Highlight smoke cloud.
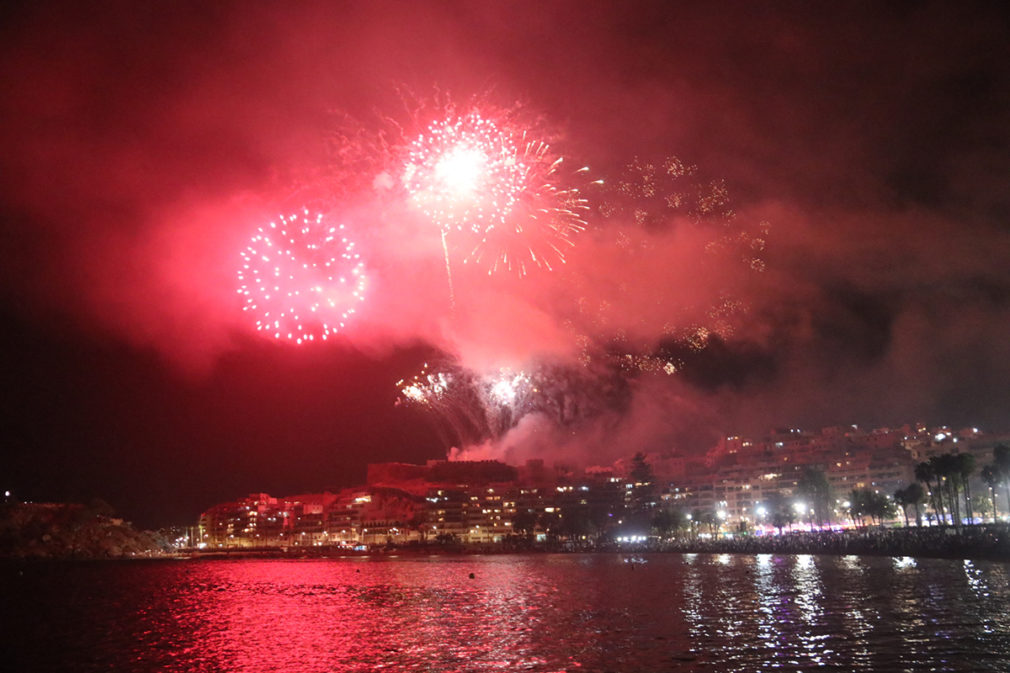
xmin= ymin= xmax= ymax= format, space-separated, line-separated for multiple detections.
xmin=3 ymin=0 xmax=1010 ymax=495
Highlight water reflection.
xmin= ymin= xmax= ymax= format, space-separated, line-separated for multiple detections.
xmin=6 ymin=554 xmax=1010 ymax=672
xmin=752 ymin=553 xmax=784 ymax=669
xmin=791 ymin=555 xmax=833 ymax=667
xmin=192 ymin=559 xmax=573 ymax=671
xmin=894 ymin=556 xmax=917 ymax=570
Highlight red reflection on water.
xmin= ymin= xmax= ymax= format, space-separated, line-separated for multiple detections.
xmin=186 ymin=562 xmax=364 ymax=671
xmin=166 ymin=558 xmax=560 ymax=672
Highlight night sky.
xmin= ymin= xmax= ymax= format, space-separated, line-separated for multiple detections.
xmin=2 ymin=1 xmax=1009 ymax=527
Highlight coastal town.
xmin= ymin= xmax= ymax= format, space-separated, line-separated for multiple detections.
xmin=6 ymin=421 xmax=1009 ymax=560
xmin=195 ymin=423 xmax=1010 ymax=552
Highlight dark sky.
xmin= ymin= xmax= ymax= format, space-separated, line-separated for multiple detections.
xmin=2 ymin=1 xmax=1009 ymax=527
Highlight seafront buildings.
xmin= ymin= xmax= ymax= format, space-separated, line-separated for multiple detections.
xmin=197 ymin=423 xmax=1010 ymax=549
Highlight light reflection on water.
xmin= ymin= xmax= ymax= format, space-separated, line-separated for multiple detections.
xmin=4 ymin=554 xmax=1010 ymax=672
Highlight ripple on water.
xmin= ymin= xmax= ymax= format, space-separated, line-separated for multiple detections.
xmin=3 ymin=554 xmax=1010 ymax=672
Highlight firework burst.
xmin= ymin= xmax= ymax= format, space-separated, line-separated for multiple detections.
xmin=467 ymin=136 xmax=601 ymax=277
xmin=485 ymin=368 xmax=532 ymax=406
xmin=323 ymin=95 xmax=597 ymax=288
xmin=478 ymin=368 xmax=537 ymax=435
xmin=396 ymin=357 xmax=632 ymax=453
xmin=396 ymin=362 xmax=454 ymax=405
xmin=402 ymin=112 xmax=524 ymax=235
xmin=396 ymin=363 xmax=536 ymax=442
xmin=396 ymin=362 xmax=487 ymax=447
xmin=562 ymin=155 xmax=771 ymax=366
xmin=602 ymin=155 xmax=769 ymax=274
xmin=237 ymin=209 xmax=366 ymax=344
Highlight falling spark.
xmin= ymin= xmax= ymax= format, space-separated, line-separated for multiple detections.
xmin=484 ymin=368 xmax=532 ymax=407
xmin=397 ymin=362 xmax=453 ymax=405
xmin=468 ymin=136 xmax=601 ymax=277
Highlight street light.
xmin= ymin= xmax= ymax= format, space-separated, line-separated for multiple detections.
xmin=793 ymin=501 xmax=809 ymax=531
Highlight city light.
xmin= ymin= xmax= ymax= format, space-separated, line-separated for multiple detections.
xmin=176 ymin=423 xmax=1010 ymax=558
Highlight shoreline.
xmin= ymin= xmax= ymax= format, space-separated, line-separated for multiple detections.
xmin=186 ymin=523 xmax=1010 ymax=563
xmin=6 ymin=525 xmax=1009 ymax=563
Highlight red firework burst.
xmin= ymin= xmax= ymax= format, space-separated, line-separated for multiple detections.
xmin=237 ymin=209 xmax=366 ymax=344
xmin=468 ymin=136 xmax=599 ymax=277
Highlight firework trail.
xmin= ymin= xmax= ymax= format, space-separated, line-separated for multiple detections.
xmin=403 ymin=112 xmax=525 ymax=302
xmin=485 ymin=368 xmax=532 ymax=406
xmin=396 ymin=362 xmax=487 ymax=448
xmin=397 ymin=361 xmax=453 ymax=405
xmin=440 ymin=229 xmax=455 ymax=308
xmin=237 ymin=209 xmax=366 ymax=344
xmin=397 ymin=359 xmax=632 ymax=452
xmin=396 ymin=363 xmax=534 ymax=445
xmin=478 ymin=368 xmax=536 ymax=436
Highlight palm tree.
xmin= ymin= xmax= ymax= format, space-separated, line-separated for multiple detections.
xmin=893 ymin=486 xmax=913 ymax=527
xmin=874 ymin=491 xmax=898 ymax=525
xmin=995 ymin=445 xmax=1010 ymax=516
xmin=848 ymin=488 xmax=877 ymax=527
xmin=956 ymin=453 xmax=976 ymax=525
xmin=630 ymin=452 xmax=655 ymax=484
xmin=931 ymin=454 xmax=961 ymax=526
xmin=982 ymin=464 xmax=1000 ymax=522
xmin=797 ymin=467 xmax=833 ymax=528
xmin=848 ymin=490 xmax=892 ymax=526
xmin=893 ymin=484 xmax=926 ymax=527
xmin=904 ymin=482 xmax=926 ymax=526
xmin=652 ymin=506 xmax=687 ymax=539
xmin=690 ymin=508 xmax=704 ymax=538
xmin=512 ymin=508 xmax=537 ymax=541
xmin=700 ymin=510 xmax=719 ymax=536
xmin=915 ymin=460 xmax=943 ymax=525
xmin=763 ymin=492 xmax=794 ymax=534
xmin=973 ymin=491 xmax=995 ymax=523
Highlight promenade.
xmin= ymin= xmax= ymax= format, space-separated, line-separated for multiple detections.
xmin=643 ymin=524 xmax=1010 ymax=561
xmin=170 ymin=524 xmax=1010 ymax=562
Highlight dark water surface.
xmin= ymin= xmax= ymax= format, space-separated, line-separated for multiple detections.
xmin=4 ymin=553 xmax=1010 ymax=672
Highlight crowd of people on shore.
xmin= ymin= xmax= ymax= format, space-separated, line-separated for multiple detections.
xmin=407 ymin=523 xmax=1010 ymax=561
xmin=643 ymin=524 xmax=1010 ymax=560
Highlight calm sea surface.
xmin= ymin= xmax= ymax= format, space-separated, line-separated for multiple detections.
xmin=3 ymin=553 xmax=1010 ymax=672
